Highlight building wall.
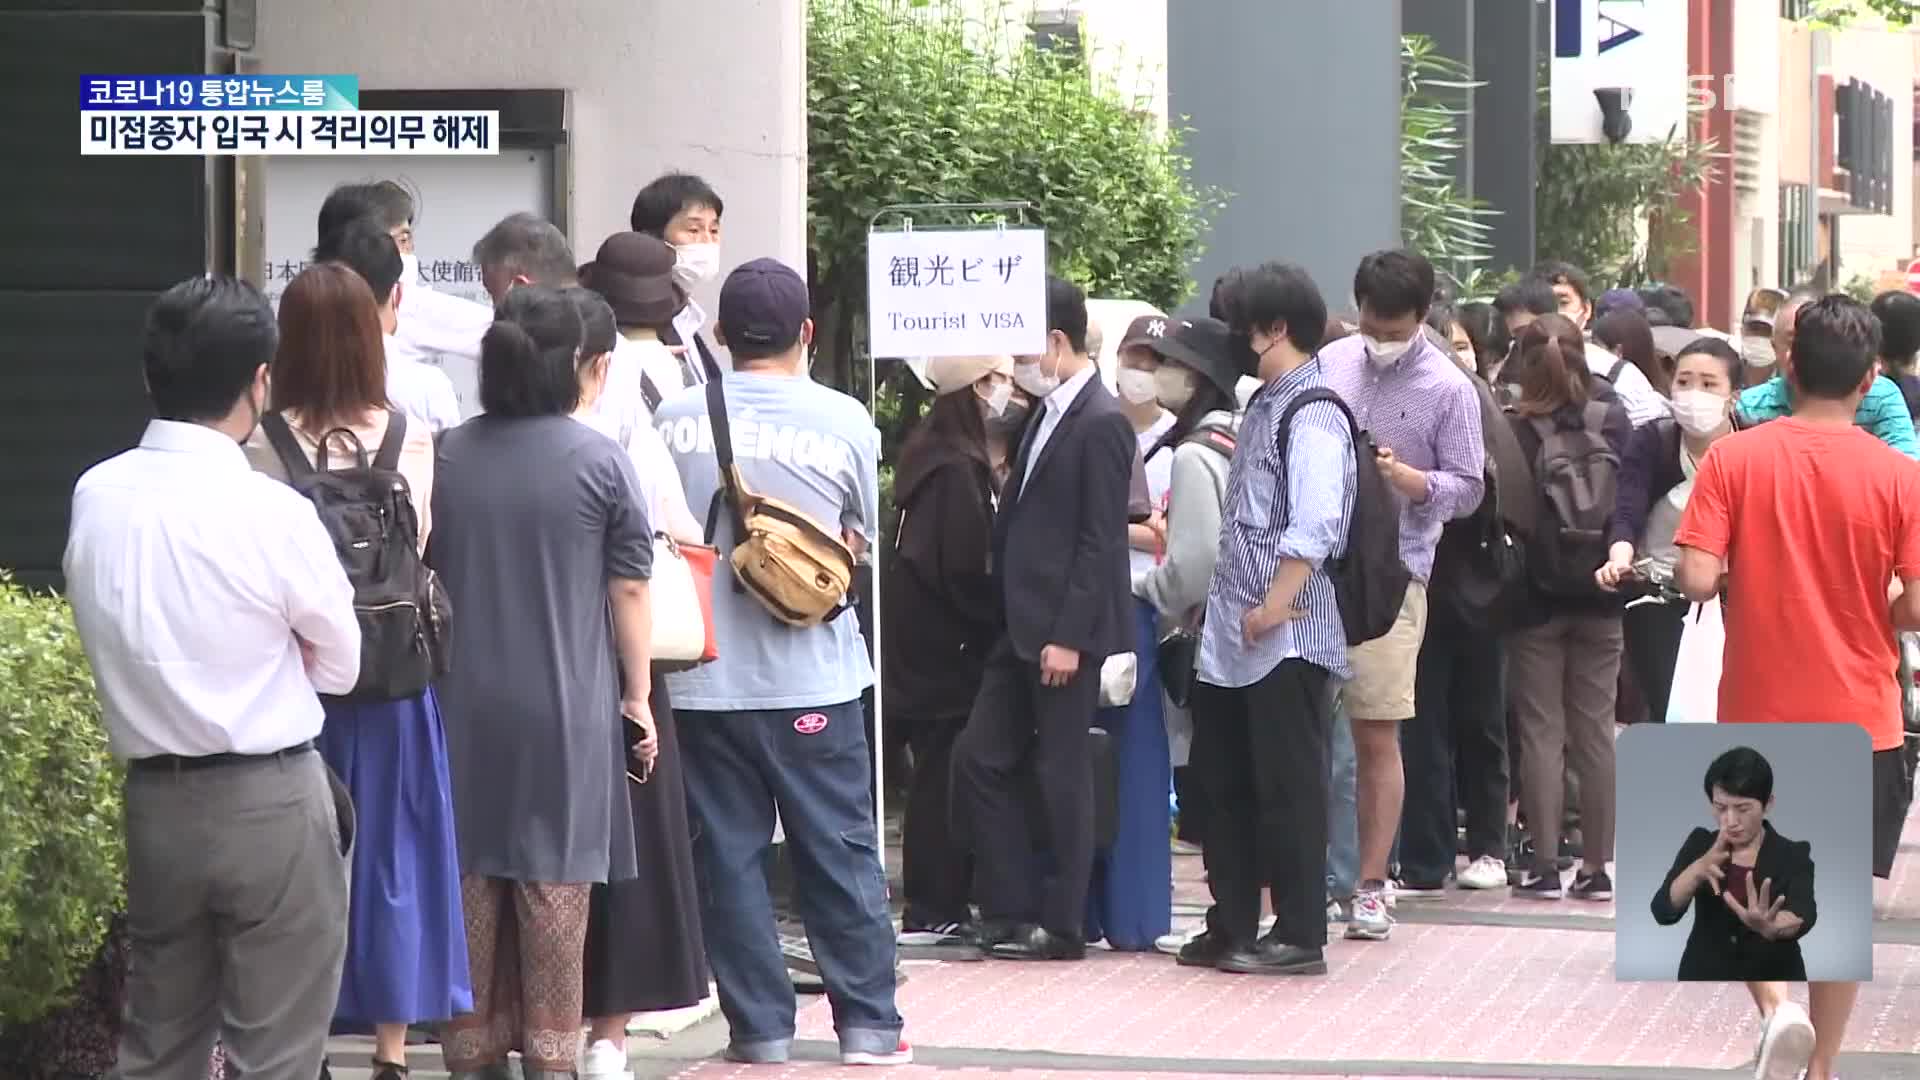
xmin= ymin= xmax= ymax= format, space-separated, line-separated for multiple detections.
xmin=1828 ymin=24 xmax=1916 ymax=281
xmin=258 ymin=0 xmax=807 ymax=308
xmin=954 ymin=0 xmax=1169 ymax=123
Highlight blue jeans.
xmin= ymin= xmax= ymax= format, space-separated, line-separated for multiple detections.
xmin=678 ymin=701 xmax=902 ymax=1058
xmin=1325 ymin=695 xmax=1399 ymax=899
xmin=1325 ymin=696 xmax=1358 ymax=899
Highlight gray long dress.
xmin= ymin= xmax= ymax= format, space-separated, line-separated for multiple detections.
xmin=428 ymin=414 xmax=651 ymax=884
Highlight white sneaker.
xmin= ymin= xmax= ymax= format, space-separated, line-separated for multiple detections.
xmin=1383 ymin=879 xmax=1399 ymax=910
xmin=580 ymin=1038 xmax=631 ymax=1080
xmin=1155 ymin=928 xmax=1199 ymax=955
xmin=1344 ymin=888 xmax=1393 ymax=941
xmin=1457 ymin=855 xmax=1508 ymax=890
xmin=1753 ymin=1001 xmax=1815 ymax=1080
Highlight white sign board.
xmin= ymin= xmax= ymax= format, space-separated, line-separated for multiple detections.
xmin=867 ymin=227 xmax=1048 ymax=358
xmin=262 ymin=150 xmax=556 ymax=416
xmin=1549 ymin=0 xmax=1689 ymax=145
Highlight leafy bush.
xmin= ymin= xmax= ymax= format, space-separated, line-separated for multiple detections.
xmin=0 ymin=572 xmax=123 ymax=1029
xmin=1401 ymin=34 xmax=1502 ymax=299
xmin=807 ymin=0 xmax=1222 ymax=399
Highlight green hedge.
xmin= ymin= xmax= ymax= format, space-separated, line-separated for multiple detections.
xmin=0 ymin=571 xmax=124 ymax=1029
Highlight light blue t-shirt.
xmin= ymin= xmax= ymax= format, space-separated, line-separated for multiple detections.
xmin=655 ymin=371 xmax=880 ymax=711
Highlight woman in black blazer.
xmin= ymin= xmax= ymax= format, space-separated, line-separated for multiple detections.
xmin=1650 ymin=747 xmax=1816 ymax=981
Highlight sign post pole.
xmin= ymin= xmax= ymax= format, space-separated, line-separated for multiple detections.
xmin=862 ymin=201 xmax=1041 ymax=849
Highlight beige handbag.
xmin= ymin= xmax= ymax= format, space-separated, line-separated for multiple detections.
xmin=649 ymin=533 xmax=710 ymax=672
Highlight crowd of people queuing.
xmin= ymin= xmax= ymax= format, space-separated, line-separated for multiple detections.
xmin=42 ymin=154 xmax=1920 ymax=1080
xmin=885 ymin=253 xmax=1919 ymax=1080
xmin=60 ymin=172 xmax=903 ymax=1080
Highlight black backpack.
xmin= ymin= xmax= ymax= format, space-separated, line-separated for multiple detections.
xmin=1523 ymin=400 xmax=1619 ymax=598
xmin=1276 ymin=388 xmax=1411 ymax=646
xmin=261 ymin=412 xmax=452 ymax=702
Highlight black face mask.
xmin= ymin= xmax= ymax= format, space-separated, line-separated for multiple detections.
xmin=1230 ymin=331 xmax=1261 ymax=378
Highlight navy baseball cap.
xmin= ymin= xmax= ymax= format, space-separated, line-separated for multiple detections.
xmin=718 ymin=257 xmax=809 ymax=351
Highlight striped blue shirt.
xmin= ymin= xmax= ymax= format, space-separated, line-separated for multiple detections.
xmin=1197 ymin=358 xmax=1357 ymax=688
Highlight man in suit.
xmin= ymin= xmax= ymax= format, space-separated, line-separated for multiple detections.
xmin=954 ymin=276 xmax=1136 ymax=961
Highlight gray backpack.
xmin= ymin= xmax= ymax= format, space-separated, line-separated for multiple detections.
xmin=1525 ymin=400 xmax=1618 ymax=599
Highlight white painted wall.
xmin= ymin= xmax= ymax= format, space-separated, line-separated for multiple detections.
xmin=257 ymin=0 xmax=807 ymax=315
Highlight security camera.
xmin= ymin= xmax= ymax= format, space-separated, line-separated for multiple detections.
xmin=1594 ymin=87 xmax=1633 ymax=144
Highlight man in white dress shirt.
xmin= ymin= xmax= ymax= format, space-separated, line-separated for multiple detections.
xmin=317 ymin=181 xmax=493 ymax=423
xmin=1536 ymin=259 xmax=1669 ymax=427
xmin=631 ymin=172 xmax=727 ymax=385
xmin=63 ymin=276 xmax=361 ymax=1080
xmin=319 ymin=215 xmax=462 ymax=431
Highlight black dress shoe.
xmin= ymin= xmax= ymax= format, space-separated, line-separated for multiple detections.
xmin=988 ymin=924 xmax=1086 ymax=960
xmin=974 ymin=917 xmax=1020 ymax=950
xmin=1216 ymin=939 xmax=1327 ymax=975
xmin=1175 ymin=931 xmax=1232 ymax=968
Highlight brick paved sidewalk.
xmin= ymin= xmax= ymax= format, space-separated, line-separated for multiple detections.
xmin=329 ymin=793 xmax=1920 ymax=1080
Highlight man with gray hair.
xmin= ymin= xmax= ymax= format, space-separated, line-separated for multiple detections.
xmin=472 ymin=212 xmax=651 ymax=456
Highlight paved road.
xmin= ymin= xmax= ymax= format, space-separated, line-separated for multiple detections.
xmin=326 ymin=796 xmax=1920 ymax=1079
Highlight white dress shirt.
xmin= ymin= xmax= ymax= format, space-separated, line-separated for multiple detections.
xmin=674 ymin=298 xmax=714 ymax=385
xmin=384 ymin=334 xmax=463 ymax=433
xmin=393 ymin=281 xmax=494 ymax=420
xmin=1021 ymin=361 xmax=1099 ymax=491
xmin=1585 ymin=340 xmax=1670 ymax=428
xmin=63 ymin=420 xmax=361 ymax=760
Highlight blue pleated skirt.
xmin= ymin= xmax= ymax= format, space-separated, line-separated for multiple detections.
xmin=318 ymin=687 xmax=473 ymax=1030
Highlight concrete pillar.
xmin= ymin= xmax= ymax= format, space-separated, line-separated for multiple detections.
xmin=1168 ymin=0 xmax=1404 ymax=315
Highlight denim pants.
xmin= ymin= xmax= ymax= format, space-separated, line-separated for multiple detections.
xmin=1325 ymin=696 xmax=1358 ymax=899
xmin=678 ymin=701 xmax=903 ymax=1058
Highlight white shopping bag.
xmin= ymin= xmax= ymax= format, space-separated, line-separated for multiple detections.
xmin=1666 ymin=597 xmax=1724 ymax=724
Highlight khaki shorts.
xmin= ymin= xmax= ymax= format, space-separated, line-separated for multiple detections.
xmin=1344 ymin=580 xmax=1428 ymax=721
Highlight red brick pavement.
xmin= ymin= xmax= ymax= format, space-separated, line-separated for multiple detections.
xmin=790 ymin=933 xmax=1920 ymax=1070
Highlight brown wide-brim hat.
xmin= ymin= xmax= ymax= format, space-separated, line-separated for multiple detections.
xmin=581 ymin=231 xmax=681 ymax=327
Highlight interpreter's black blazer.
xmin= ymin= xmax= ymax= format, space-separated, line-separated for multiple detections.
xmin=1651 ymin=822 xmax=1816 ymax=981
xmin=992 ymin=374 xmax=1135 ymax=664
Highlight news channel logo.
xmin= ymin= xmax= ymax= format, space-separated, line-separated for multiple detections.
xmin=78 ymin=76 xmax=497 ymax=157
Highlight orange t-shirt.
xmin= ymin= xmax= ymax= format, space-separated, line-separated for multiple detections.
xmin=1674 ymin=417 xmax=1920 ymax=751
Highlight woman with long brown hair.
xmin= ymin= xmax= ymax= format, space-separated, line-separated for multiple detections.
xmin=242 ymin=261 xmax=470 ymax=1080
xmin=1503 ymin=314 xmax=1630 ymax=907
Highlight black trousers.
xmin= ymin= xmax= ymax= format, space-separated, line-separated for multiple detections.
xmin=899 ymin=715 xmax=971 ymax=926
xmin=1191 ymin=659 xmax=1333 ymax=951
xmin=1401 ymin=616 xmax=1510 ymax=881
xmin=953 ymin=636 xmax=1100 ymax=937
xmin=1622 ymin=600 xmax=1686 ymax=725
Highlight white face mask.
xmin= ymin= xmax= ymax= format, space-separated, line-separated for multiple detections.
xmin=1013 ymin=355 xmax=1060 ymax=398
xmin=1154 ymin=367 xmax=1195 ymax=410
xmin=1362 ymin=335 xmax=1414 ymax=367
xmin=399 ymin=252 xmax=420 ymax=287
xmin=672 ymin=242 xmax=721 ymax=288
xmin=1671 ymin=388 xmax=1730 ymax=437
xmin=1742 ymin=336 xmax=1777 ymax=369
xmin=1116 ymin=367 xmax=1158 ymax=405
xmin=978 ymin=380 xmax=1013 ymax=418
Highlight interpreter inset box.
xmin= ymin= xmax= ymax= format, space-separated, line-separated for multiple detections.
xmin=1614 ymin=723 xmax=1873 ymax=983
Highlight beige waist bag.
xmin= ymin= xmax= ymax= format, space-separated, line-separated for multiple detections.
xmin=704 ymin=379 xmax=856 ymax=627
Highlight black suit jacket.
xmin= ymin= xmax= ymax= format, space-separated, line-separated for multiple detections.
xmin=993 ymin=372 xmax=1135 ymax=663
xmin=1651 ymin=822 xmax=1816 ymax=982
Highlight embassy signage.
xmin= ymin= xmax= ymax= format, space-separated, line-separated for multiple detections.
xmin=1548 ymin=0 xmax=1689 ymax=146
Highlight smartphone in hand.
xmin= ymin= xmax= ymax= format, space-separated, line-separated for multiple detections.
xmin=623 ymin=713 xmax=655 ymax=785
